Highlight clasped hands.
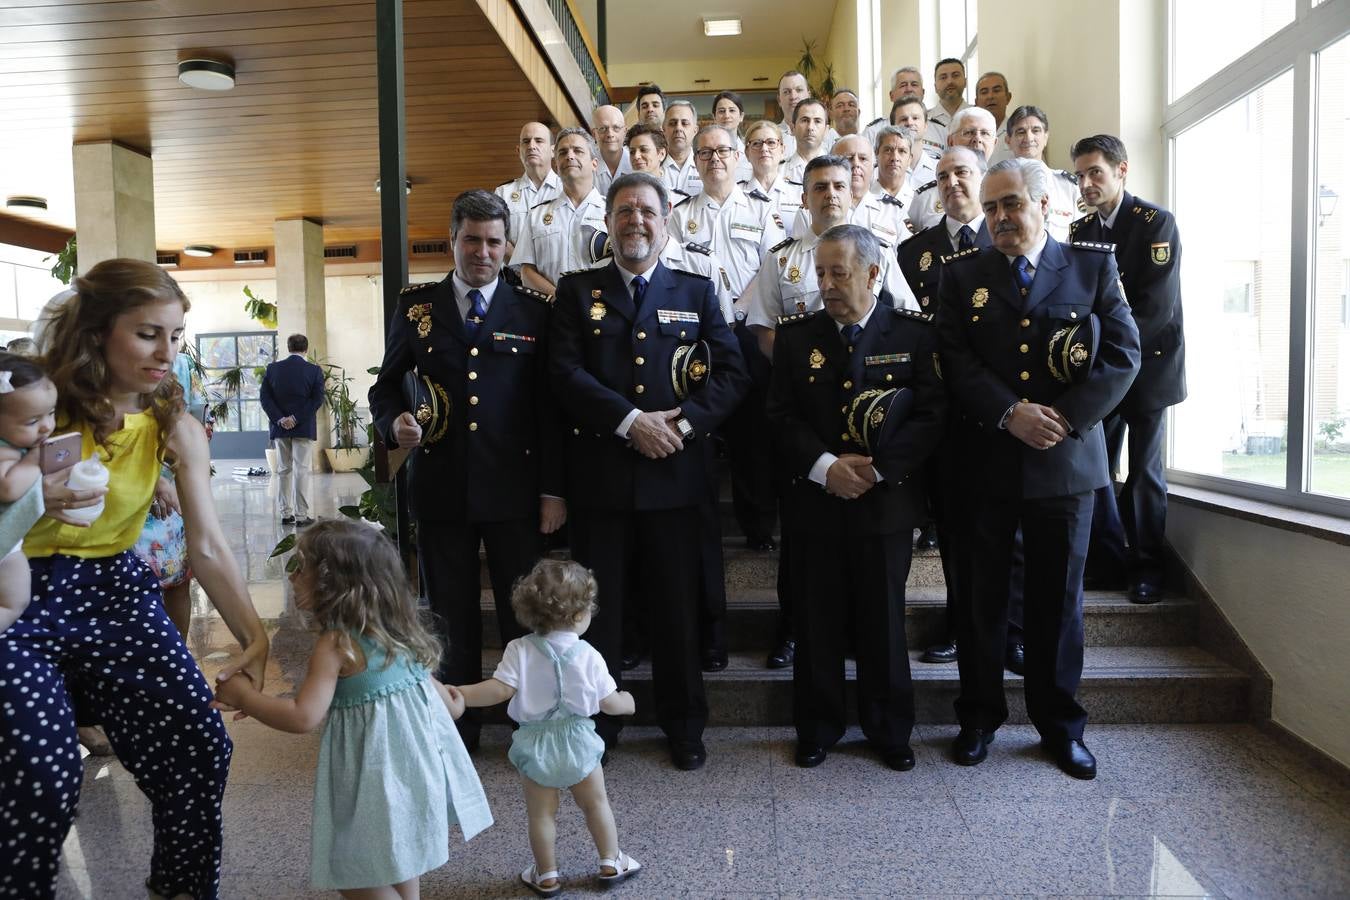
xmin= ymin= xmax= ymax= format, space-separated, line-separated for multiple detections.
xmin=825 ymin=454 xmax=877 ymax=500
xmin=278 ymin=415 xmax=297 ymax=430
xmin=1007 ymin=401 xmax=1071 ymax=450
xmin=627 ymin=407 xmax=685 ymax=459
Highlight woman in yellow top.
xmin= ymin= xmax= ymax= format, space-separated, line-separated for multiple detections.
xmin=2 ymin=258 xmax=269 ymax=900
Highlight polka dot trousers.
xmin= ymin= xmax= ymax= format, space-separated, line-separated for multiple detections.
xmin=0 ymin=551 xmax=232 ymax=900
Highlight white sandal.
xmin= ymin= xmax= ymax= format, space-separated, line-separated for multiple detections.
xmin=598 ymin=850 xmax=641 ymax=886
xmin=520 ymin=863 xmax=562 ymax=897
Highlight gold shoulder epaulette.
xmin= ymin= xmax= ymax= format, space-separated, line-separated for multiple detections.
xmin=558 ymin=268 xmax=590 ymax=279
xmin=776 ymin=310 xmax=818 ymax=327
xmin=400 ymin=282 xmax=435 ymax=295
xmin=1070 ymin=241 xmax=1116 ymax=253
xmin=893 ymin=307 xmax=935 ymax=323
xmin=515 ymin=285 xmax=553 ymax=304
xmin=940 ymin=246 xmax=981 ymax=265
xmin=768 ymin=237 xmax=795 ymax=254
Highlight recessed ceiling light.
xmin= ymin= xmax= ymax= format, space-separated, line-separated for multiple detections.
xmin=178 ymin=58 xmax=236 ymax=91
xmin=5 ymin=196 xmax=47 ymax=211
xmin=703 ymin=17 xmax=741 ymax=37
xmin=183 ymin=244 xmax=216 ymax=258
xmin=374 ymin=179 xmax=412 ymax=195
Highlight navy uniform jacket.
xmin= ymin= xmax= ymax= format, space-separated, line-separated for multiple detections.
xmin=1069 ymin=192 xmax=1185 ymax=413
xmin=897 ymin=218 xmax=993 ymax=312
xmin=368 ymin=275 xmax=563 ymax=524
xmin=767 ymin=306 xmax=947 ymax=537
xmin=549 ymin=260 xmax=749 ymax=511
xmin=259 ymin=354 xmax=325 ymax=440
xmin=935 ymin=239 xmax=1141 ymax=500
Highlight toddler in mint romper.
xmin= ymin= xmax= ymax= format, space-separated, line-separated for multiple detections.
xmin=500 ymin=633 xmax=610 ymax=788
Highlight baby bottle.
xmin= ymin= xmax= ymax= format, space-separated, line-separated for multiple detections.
xmin=63 ymin=458 xmax=109 ymax=525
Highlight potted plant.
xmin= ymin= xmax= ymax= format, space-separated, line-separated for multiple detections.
xmin=320 ymin=363 xmax=368 ymax=472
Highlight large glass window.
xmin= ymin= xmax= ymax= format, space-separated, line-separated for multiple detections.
xmin=1310 ymin=33 xmax=1350 ymax=500
xmin=1171 ymin=0 xmax=1295 ymax=100
xmin=1171 ymin=72 xmax=1294 ymax=486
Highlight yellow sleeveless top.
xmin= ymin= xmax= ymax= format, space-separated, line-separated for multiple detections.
xmin=24 ymin=411 xmax=162 ymax=559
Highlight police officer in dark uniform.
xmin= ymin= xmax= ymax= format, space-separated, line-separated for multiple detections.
xmin=768 ymin=224 xmax=947 ymax=771
xmin=368 ymin=189 xmax=564 ymax=751
xmin=549 ymin=172 xmax=749 ymax=770
xmin=936 ymin=158 xmax=1140 ymax=780
xmin=1070 ymin=134 xmax=1186 ymax=604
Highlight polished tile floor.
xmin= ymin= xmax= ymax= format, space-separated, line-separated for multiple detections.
xmin=54 ymin=464 xmax=1350 ymax=899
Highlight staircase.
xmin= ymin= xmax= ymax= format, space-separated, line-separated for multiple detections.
xmin=476 ymin=467 xmax=1254 ymax=728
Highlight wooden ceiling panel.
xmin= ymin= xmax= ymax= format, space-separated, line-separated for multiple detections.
xmin=0 ymin=0 xmax=564 ymax=250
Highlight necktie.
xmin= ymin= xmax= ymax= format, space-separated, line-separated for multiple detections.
xmin=631 ymin=275 xmax=647 ymax=311
xmin=1012 ymin=255 xmax=1033 ymax=301
xmin=464 ymin=288 xmax=488 ymax=341
xmin=958 ymin=225 xmax=975 ymax=250
xmin=843 ymin=323 xmax=863 ymax=350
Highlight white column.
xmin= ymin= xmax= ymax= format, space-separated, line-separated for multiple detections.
xmin=274 ymin=217 xmax=330 ymax=464
xmin=72 ymin=142 xmax=156 ymax=270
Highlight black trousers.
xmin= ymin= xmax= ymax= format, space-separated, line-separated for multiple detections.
xmin=1095 ymin=408 xmax=1169 ymax=584
xmin=954 ymin=491 xmax=1091 ymax=741
xmin=570 ymin=505 xmax=706 ymax=746
xmin=936 ymin=456 xmax=1022 ymax=646
xmin=419 ymin=516 xmax=539 ymax=744
xmin=725 ymin=320 xmax=778 ymax=543
xmin=699 ymin=485 xmax=727 ymax=653
xmin=789 ymin=527 xmax=915 ymax=751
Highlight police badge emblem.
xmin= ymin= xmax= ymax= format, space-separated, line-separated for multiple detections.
xmin=1151 ymin=242 xmax=1170 ymax=265
xmin=542 ymin=212 xmax=554 ymax=225
xmin=788 ymin=266 xmax=801 ymax=284
xmin=511 ymin=191 xmax=521 ymax=202
xmin=919 ymin=251 xmax=932 ymax=272
xmin=809 ymin=348 xmax=825 ymax=369
xmin=590 ymin=302 xmax=606 ymax=320
xmin=971 ymin=288 xmax=989 ymax=308
xmin=687 ymin=220 xmax=698 ymax=234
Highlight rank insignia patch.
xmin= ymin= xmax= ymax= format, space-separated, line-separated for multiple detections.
xmin=971 ymin=287 xmax=989 ymax=308
xmin=809 ymin=348 xmax=825 ymax=369
xmin=919 ymin=251 xmax=933 ymax=272
xmin=1151 ymin=242 xmax=1170 ymax=265
xmin=590 ymin=302 xmax=606 ymax=321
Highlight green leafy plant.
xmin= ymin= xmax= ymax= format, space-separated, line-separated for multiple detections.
xmin=46 ymin=235 xmax=77 ymax=285
xmin=243 ymin=285 xmax=278 ymax=329
xmin=795 ymin=37 xmax=835 ymax=102
xmin=318 ymin=363 xmax=364 ymax=449
xmin=1317 ymin=416 xmax=1346 ymax=450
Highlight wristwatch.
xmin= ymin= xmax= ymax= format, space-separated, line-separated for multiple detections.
xmin=675 ymin=417 xmax=695 ymax=441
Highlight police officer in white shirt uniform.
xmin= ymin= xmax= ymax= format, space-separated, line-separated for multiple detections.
xmin=782 ymin=98 xmax=832 ymax=184
xmin=661 ymin=101 xmax=704 ymax=197
xmin=745 ymin=155 xmax=916 ymax=357
xmin=791 ymin=134 xmax=910 ymax=251
xmin=740 ymin=119 xmax=804 ymax=240
xmin=862 ymin=66 xmax=927 ymax=148
xmin=974 ymin=72 xmax=1015 ymax=166
xmin=776 ymin=70 xmax=839 ymax=162
xmin=1000 ymin=105 xmax=1087 ymax=241
xmin=592 ymin=104 xmax=634 ymax=198
xmin=496 ymin=122 xmax=561 ymax=259
xmin=713 ymin=90 xmax=754 ymax=184
xmin=671 ymin=125 xmax=787 ymax=314
xmin=514 ymin=127 xmax=609 ymax=293
xmin=907 ymin=106 xmax=998 ymax=233
xmin=872 ymin=125 xmax=920 ymax=214
xmin=926 ymin=58 xmax=971 ymax=147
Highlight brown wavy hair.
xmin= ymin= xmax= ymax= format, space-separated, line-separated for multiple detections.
xmin=38 ymin=258 xmax=188 ymax=453
xmin=293 ymin=519 xmax=442 ymax=671
xmin=511 ymin=558 xmax=598 ymax=634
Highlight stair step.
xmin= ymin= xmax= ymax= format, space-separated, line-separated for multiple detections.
xmin=478 ymin=588 xmax=1196 ymax=650
xmin=475 ymin=644 xmax=1249 ymax=726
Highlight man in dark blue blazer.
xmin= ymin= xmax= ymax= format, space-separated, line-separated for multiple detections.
xmin=936 ymin=158 xmax=1140 ymax=779
xmin=1070 ymin=135 xmax=1186 ymax=604
xmin=549 ymin=171 xmax=749 ymax=770
xmin=369 ymin=189 xmax=564 ymax=751
xmin=260 ymin=334 xmax=325 ymax=526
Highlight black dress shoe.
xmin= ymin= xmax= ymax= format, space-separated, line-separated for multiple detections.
xmin=881 ymin=745 xmax=916 ymax=771
xmin=1005 ymin=641 xmax=1025 ymax=675
xmin=795 ymin=743 xmax=827 ymax=768
xmin=914 ymin=523 xmax=939 ymax=551
xmin=280 ymin=515 xmax=296 ymax=525
xmin=669 ymin=739 xmax=707 ymax=771
xmin=765 ymin=639 xmax=795 ymax=669
xmin=701 ymin=646 xmax=728 ymax=672
xmin=1049 ymin=738 xmax=1097 ymax=779
xmin=621 ymin=648 xmax=644 ymax=671
xmin=920 ymin=639 xmax=958 ymax=664
xmin=951 ymin=728 xmax=994 ymax=766
xmin=746 ymin=535 xmax=778 ymax=552
xmin=1130 ymin=581 xmax=1163 ymax=604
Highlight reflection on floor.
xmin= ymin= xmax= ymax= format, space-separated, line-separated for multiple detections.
xmin=55 ymin=463 xmax=1350 ymax=898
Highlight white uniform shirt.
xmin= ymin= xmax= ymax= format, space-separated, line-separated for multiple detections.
xmin=744 ymin=226 xmax=917 ymax=329
xmin=493 ymin=632 xmax=616 ymax=723
xmin=495 ymin=170 xmax=561 ymax=252
xmin=595 ymin=147 xmax=633 ymax=198
xmin=988 ymin=121 xmax=1012 ymax=166
xmin=732 ymin=136 xmax=753 ymax=183
xmin=668 ymin=185 xmax=786 ymax=297
xmin=789 ymin=190 xmax=909 ymax=252
xmin=872 ymin=180 xmax=915 ymax=223
xmin=511 ymin=188 xmax=608 ymax=285
xmin=1044 ymin=166 xmax=1086 ymax=242
xmin=742 ymin=176 xmax=804 ymax=239
xmin=925 ymin=101 xmax=970 ymax=148
xmin=906 ymin=181 xmax=945 ymax=233
xmin=662 ymin=153 xmax=703 ymax=196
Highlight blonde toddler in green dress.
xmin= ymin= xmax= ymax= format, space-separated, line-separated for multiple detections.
xmin=451 ymin=558 xmax=640 ymax=897
xmin=213 ymin=519 xmax=492 ymax=898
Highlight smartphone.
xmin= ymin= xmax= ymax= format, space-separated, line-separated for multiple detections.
xmin=39 ymin=432 xmax=82 ymax=475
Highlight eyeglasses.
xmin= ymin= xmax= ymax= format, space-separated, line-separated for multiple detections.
xmin=613 ymin=205 xmax=661 ymax=221
xmin=694 ymin=147 xmax=736 ymax=161
xmin=747 ymin=139 xmax=782 ymax=150
xmin=960 ymin=129 xmax=995 ymax=140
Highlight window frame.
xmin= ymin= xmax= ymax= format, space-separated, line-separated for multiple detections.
xmin=1164 ymin=0 xmax=1350 ymax=517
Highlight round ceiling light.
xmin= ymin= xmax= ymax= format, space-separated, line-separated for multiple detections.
xmin=5 ymin=196 xmax=48 ymax=211
xmin=178 ymin=59 xmax=236 ymax=91
xmin=182 ymin=245 xmax=217 ymax=258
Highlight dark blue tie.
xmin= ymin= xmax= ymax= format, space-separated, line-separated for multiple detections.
xmin=464 ymin=288 xmax=488 ymax=341
xmin=1012 ymin=255 xmax=1033 ymax=301
xmin=958 ymin=225 xmax=975 ymax=250
xmin=843 ymin=323 xmax=863 ymax=350
xmin=631 ymin=275 xmax=647 ymax=312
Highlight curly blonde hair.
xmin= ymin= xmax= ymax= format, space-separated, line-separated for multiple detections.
xmin=38 ymin=259 xmax=187 ymax=453
xmin=511 ymin=558 xmax=598 ymax=634
xmin=293 ymin=519 xmax=441 ymax=671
